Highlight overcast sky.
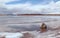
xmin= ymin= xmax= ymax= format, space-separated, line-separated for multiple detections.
xmin=0 ymin=0 xmax=60 ymax=14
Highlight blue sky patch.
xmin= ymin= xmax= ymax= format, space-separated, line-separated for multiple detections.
xmin=6 ymin=0 xmax=60 ymax=5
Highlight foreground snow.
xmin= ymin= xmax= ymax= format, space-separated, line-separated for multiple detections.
xmin=0 ymin=21 xmax=60 ymax=38
xmin=0 ymin=32 xmax=23 ymax=38
xmin=0 ymin=30 xmax=60 ymax=38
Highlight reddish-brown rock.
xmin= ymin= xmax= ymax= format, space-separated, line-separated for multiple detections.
xmin=40 ymin=23 xmax=47 ymax=33
xmin=22 ymin=32 xmax=34 ymax=38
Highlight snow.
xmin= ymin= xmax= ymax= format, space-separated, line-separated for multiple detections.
xmin=0 ymin=30 xmax=60 ymax=38
xmin=20 ymin=30 xmax=60 ymax=38
xmin=0 ymin=32 xmax=23 ymax=38
xmin=0 ymin=17 xmax=60 ymax=38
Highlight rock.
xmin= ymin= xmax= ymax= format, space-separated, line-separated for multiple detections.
xmin=0 ymin=34 xmax=6 ymax=38
xmin=21 ymin=32 xmax=34 ymax=38
xmin=40 ymin=23 xmax=47 ymax=33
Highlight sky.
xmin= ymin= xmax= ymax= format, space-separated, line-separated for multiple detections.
xmin=0 ymin=0 xmax=60 ymax=14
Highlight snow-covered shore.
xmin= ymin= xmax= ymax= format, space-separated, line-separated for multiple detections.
xmin=0 ymin=30 xmax=60 ymax=38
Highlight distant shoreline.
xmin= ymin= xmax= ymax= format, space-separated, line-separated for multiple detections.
xmin=17 ymin=14 xmax=60 ymax=16
xmin=0 ymin=14 xmax=60 ymax=16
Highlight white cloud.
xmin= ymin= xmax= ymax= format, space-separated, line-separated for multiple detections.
xmin=0 ymin=0 xmax=18 ymax=7
xmin=5 ymin=1 xmax=60 ymax=14
xmin=0 ymin=0 xmax=60 ymax=14
xmin=0 ymin=0 xmax=20 ymax=14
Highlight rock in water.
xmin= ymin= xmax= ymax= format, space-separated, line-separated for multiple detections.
xmin=40 ymin=23 xmax=47 ymax=33
xmin=22 ymin=32 xmax=34 ymax=38
xmin=0 ymin=34 xmax=6 ymax=38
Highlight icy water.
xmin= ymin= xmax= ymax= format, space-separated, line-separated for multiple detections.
xmin=0 ymin=16 xmax=60 ymax=24
xmin=0 ymin=16 xmax=60 ymax=38
xmin=0 ymin=16 xmax=60 ymax=31
xmin=0 ymin=16 xmax=60 ymax=26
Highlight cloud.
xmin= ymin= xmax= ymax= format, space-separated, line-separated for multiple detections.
xmin=0 ymin=0 xmax=19 ymax=7
xmin=0 ymin=0 xmax=19 ymax=14
xmin=0 ymin=0 xmax=19 ymax=4
xmin=5 ymin=1 xmax=60 ymax=14
xmin=0 ymin=0 xmax=60 ymax=14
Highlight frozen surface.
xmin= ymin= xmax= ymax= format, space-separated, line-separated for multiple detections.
xmin=21 ymin=30 xmax=60 ymax=38
xmin=0 ymin=16 xmax=60 ymax=32
xmin=0 ymin=32 xmax=23 ymax=38
xmin=0 ymin=30 xmax=60 ymax=38
xmin=0 ymin=16 xmax=60 ymax=38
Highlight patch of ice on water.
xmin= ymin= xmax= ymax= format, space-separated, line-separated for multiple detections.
xmin=0 ymin=32 xmax=23 ymax=38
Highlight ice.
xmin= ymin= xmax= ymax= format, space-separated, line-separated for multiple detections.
xmin=0 ymin=29 xmax=60 ymax=38
xmin=0 ymin=16 xmax=60 ymax=38
xmin=0 ymin=32 xmax=23 ymax=38
xmin=20 ymin=30 xmax=60 ymax=38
